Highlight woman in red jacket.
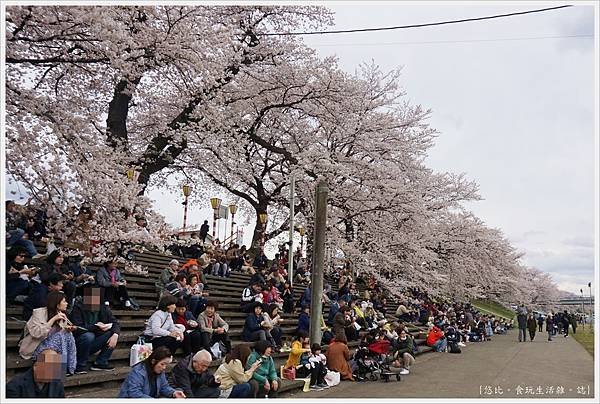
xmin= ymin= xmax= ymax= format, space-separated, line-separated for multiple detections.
xmin=426 ymin=325 xmax=447 ymax=352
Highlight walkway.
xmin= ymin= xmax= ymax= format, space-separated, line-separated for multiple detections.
xmin=287 ymin=329 xmax=595 ymax=399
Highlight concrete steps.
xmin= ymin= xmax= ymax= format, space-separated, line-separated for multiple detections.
xmin=6 ymin=247 xmax=427 ymax=398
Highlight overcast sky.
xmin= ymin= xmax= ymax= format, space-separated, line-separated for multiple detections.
xmin=5 ymin=2 xmax=597 ymax=296
xmin=149 ymin=3 xmax=597 ymax=295
xmin=300 ymin=2 xmax=597 ymax=295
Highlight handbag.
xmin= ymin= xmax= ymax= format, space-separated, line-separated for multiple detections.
xmin=130 ymin=336 xmax=153 ymax=366
xmin=282 ymin=366 xmax=296 ymax=380
xmin=324 ymin=370 xmax=340 ymax=386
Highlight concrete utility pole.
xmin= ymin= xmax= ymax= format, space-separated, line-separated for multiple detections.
xmin=310 ymin=180 xmax=328 ymax=345
xmin=288 ymin=174 xmax=295 ymax=286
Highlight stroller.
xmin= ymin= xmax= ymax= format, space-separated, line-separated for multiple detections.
xmin=353 ymin=346 xmax=382 ymax=381
xmin=353 ymin=339 xmax=391 ymax=381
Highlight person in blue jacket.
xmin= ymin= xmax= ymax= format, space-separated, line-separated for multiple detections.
xmin=118 ymin=346 xmax=186 ymax=398
xmin=241 ymin=303 xmax=275 ymax=346
xmin=297 ymin=305 xmax=310 ymax=334
xmin=300 ymin=285 xmax=311 ymax=308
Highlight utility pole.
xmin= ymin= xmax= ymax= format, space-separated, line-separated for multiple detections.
xmin=588 ymin=282 xmax=593 ymax=329
xmin=581 ymin=288 xmax=585 ymax=330
xmin=288 ymin=174 xmax=295 ymax=286
xmin=310 ymin=180 xmax=328 ymax=345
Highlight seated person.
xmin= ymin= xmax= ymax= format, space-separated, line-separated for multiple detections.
xmin=118 ymin=346 xmax=185 ymax=398
xmin=69 ymin=287 xmax=120 ymax=372
xmin=164 ymin=273 xmax=204 ymax=316
xmin=23 ymin=272 xmax=64 ymax=321
xmin=326 ymin=333 xmax=354 ymax=381
xmin=212 ymin=256 xmax=230 ymax=277
xmin=264 ymin=279 xmax=283 ymax=307
xmin=6 ymin=200 xmax=43 ymax=259
xmin=39 ymin=250 xmax=76 ymax=307
xmin=197 ymin=300 xmax=231 ymax=357
xmin=240 ymin=281 xmax=263 ymax=313
xmin=156 ymin=259 xmax=179 ymax=297
xmin=297 ymin=305 xmax=310 ymax=334
xmin=395 ymin=301 xmax=415 ymax=323
xmin=96 ymin=260 xmax=135 ymax=310
xmin=242 ymin=303 xmax=275 ymax=346
xmin=23 ymin=291 xmax=77 ymax=375
xmin=391 ymin=329 xmax=413 ymax=375
xmin=426 ymin=324 xmax=447 ymax=352
xmin=327 ymin=298 xmax=345 ymax=327
xmin=214 ymin=344 xmax=260 ymax=398
xmin=263 ymin=304 xmax=284 ymax=348
xmin=6 ymin=246 xmax=34 ymax=304
xmin=281 ymin=282 xmax=295 ymax=314
xmin=186 ymin=273 xmax=209 ymax=316
xmin=172 ymin=299 xmax=203 ymax=355
xmin=69 ymin=257 xmax=96 ymax=298
xmin=246 ymin=340 xmax=279 ymax=398
xmin=284 ymin=331 xmax=327 ymax=390
xmin=171 ymin=350 xmax=220 ymax=398
xmin=6 ymin=349 xmax=65 ymax=398
xmin=143 ymin=295 xmax=186 ymax=355
xmin=248 ymin=268 xmax=267 ymax=287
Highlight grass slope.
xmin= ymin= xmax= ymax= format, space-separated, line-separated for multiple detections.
xmin=572 ymin=326 xmax=594 ymax=356
xmin=472 ymin=299 xmax=516 ymax=320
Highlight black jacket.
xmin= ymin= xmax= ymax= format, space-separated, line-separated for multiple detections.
xmin=199 ymin=224 xmax=209 ymax=237
xmin=6 ymin=368 xmax=65 ymax=398
xmin=23 ymin=281 xmax=49 ymax=321
xmin=39 ymin=264 xmax=73 ymax=285
xmin=171 ymin=354 xmax=220 ymax=398
xmin=517 ymin=314 xmax=527 ymax=329
xmin=69 ymin=300 xmax=121 ymax=337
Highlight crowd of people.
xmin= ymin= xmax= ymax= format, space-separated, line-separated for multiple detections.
xmin=515 ymin=305 xmax=581 ymax=342
xmin=5 ymin=200 xmax=572 ymax=399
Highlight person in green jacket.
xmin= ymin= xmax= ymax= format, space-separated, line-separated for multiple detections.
xmin=391 ymin=329 xmax=413 ymax=375
xmin=246 ymin=340 xmax=279 ymax=398
xmin=156 ymin=260 xmax=179 ymax=297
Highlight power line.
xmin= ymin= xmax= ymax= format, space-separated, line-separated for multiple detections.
xmin=311 ymin=33 xmax=593 ymax=47
xmin=260 ymin=5 xmax=573 ymax=36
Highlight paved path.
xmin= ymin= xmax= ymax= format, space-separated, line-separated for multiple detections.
xmin=286 ymin=329 xmax=595 ymax=399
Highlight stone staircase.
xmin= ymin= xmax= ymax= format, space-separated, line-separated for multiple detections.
xmin=5 ymin=248 xmax=432 ymax=398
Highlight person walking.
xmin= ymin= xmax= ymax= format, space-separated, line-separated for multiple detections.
xmin=562 ymin=310 xmax=570 ymax=337
xmin=526 ymin=314 xmax=537 ymax=341
xmin=537 ymin=314 xmax=544 ymax=332
xmin=546 ymin=314 xmax=554 ymax=342
xmin=516 ymin=307 xmax=527 ymax=343
xmin=199 ymin=221 xmax=210 ymax=243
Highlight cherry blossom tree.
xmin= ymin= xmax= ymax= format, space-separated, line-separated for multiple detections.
xmin=5 ymin=5 xmax=561 ymax=304
xmin=5 ymin=4 xmax=332 ymax=252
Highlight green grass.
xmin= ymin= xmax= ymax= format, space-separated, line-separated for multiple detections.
xmin=471 ymin=299 xmax=516 ymax=321
xmin=572 ymin=326 xmax=594 ymax=356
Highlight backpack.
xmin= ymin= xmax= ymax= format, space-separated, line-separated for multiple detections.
xmin=448 ymin=342 xmax=461 ymax=354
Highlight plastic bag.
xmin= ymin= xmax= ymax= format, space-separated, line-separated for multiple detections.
xmin=324 ymin=370 xmax=340 ymax=386
xmin=210 ymin=342 xmax=222 ymax=359
xmin=130 ymin=336 xmax=153 ymax=366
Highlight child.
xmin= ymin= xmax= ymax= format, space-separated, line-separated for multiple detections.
xmin=298 ymin=343 xmax=329 ymax=390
